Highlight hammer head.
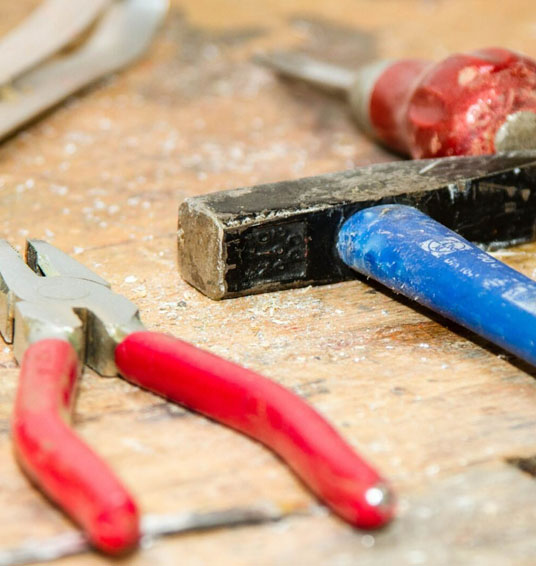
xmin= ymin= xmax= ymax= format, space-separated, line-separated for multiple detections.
xmin=177 ymin=152 xmax=536 ymax=300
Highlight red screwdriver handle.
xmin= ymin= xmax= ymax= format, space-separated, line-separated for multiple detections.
xmin=115 ymin=331 xmax=395 ymax=529
xmin=365 ymin=47 xmax=536 ymax=158
xmin=12 ymin=339 xmax=140 ymax=555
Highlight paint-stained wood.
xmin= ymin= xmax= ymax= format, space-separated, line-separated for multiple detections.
xmin=0 ymin=1 xmax=536 ymax=564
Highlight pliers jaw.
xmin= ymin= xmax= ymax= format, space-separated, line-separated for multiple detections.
xmin=0 ymin=239 xmax=144 ymax=375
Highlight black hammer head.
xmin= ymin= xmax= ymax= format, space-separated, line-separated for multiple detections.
xmin=177 ymin=151 xmax=536 ymax=300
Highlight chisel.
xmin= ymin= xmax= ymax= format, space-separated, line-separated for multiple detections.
xmin=256 ymin=48 xmax=536 ymax=158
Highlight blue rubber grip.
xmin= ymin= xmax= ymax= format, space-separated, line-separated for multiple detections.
xmin=337 ymin=204 xmax=536 ymax=366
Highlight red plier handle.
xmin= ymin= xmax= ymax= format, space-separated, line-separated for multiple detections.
xmin=13 ymin=339 xmax=140 ymax=554
xmin=14 ymin=332 xmax=394 ymax=554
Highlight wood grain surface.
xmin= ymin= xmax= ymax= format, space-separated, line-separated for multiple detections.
xmin=1 ymin=1 xmax=536 ymax=565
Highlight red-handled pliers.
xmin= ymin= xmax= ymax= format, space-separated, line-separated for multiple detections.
xmin=0 ymin=240 xmax=395 ymax=555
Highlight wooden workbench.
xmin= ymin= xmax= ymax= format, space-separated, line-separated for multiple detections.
xmin=1 ymin=1 xmax=536 ymax=564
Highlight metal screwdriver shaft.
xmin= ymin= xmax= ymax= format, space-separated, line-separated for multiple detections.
xmin=255 ymin=52 xmax=356 ymax=94
xmin=0 ymin=505 xmax=287 ymax=566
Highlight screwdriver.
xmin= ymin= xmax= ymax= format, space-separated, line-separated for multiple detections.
xmin=256 ymin=47 xmax=536 ymax=159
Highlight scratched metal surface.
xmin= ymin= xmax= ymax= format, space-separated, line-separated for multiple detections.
xmin=1 ymin=1 xmax=536 ymax=565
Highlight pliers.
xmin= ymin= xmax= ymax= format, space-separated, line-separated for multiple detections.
xmin=0 ymin=240 xmax=395 ymax=555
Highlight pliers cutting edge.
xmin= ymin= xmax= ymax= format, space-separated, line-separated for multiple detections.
xmin=0 ymin=240 xmax=394 ymax=554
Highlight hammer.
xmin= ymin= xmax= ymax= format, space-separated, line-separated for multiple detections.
xmin=178 ymin=151 xmax=536 ymax=367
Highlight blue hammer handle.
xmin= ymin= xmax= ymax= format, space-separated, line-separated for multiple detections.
xmin=337 ymin=205 xmax=536 ymax=366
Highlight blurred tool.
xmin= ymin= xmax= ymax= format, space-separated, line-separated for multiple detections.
xmin=0 ymin=0 xmax=167 ymax=141
xmin=0 ymin=505 xmax=286 ymax=566
xmin=178 ymin=151 xmax=536 ymax=367
xmin=256 ymin=48 xmax=536 ymax=158
xmin=0 ymin=240 xmax=394 ymax=556
xmin=0 ymin=0 xmax=110 ymax=86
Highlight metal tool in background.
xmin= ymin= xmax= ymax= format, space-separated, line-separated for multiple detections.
xmin=177 ymin=151 xmax=536 ymax=367
xmin=0 ymin=240 xmax=394 ymax=557
xmin=256 ymin=48 xmax=536 ymax=158
xmin=0 ymin=0 xmax=110 ymax=86
xmin=0 ymin=0 xmax=167 ymax=142
xmin=0 ymin=505 xmax=287 ymax=566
